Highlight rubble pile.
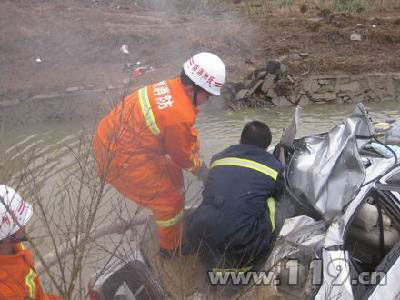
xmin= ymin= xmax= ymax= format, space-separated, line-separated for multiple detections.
xmin=223 ymin=58 xmax=400 ymax=110
xmin=223 ymin=58 xmax=297 ymax=110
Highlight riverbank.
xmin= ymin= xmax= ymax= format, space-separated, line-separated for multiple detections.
xmin=1 ymin=0 xmax=399 ymax=127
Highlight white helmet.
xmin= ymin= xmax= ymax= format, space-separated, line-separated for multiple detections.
xmin=183 ymin=52 xmax=226 ymax=96
xmin=0 ymin=185 xmax=32 ymax=241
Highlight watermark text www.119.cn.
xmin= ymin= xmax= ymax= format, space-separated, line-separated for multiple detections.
xmin=208 ymin=259 xmax=387 ymax=286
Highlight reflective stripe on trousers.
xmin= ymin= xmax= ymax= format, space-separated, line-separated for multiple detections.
xmin=267 ymin=197 xmax=276 ymax=231
xmin=18 ymin=243 xmax=37 ymax=299
xmin=25 ymin=268 xmax=37 ymax=299
xmin=138 ymin=87 xmax=160 ymax=135
xmin=155 ymin=209 xmax=184 ymax=227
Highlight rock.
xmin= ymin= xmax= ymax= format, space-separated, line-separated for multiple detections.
xmin=222 ymin=82 xmax=237 ymax=94
xmin=337 ymin=81 xmax=361 ymax=94
xmin=303 ymin=79 xmax=319 ymax=93
xmin=266 ymin=60 xmax=281 ymax=75
xmin=248 ymin=80 xmax=264 ymax=96
xmin=312 ymin=92 xmax=337 ymax=102
xmin=319 ymin=85 xmax=335 ymax=93
xmin=235 ymin=89 xmax=249 ymax=101
xmin=266 ymin=88 xmax=277 ymax=99
xmin=278 ymin=55 xmax=289 ymax=65
xmin=318 ymin=79 xmax=334 ymax=85
xmin=261 ymin=74 xmax=276 ymax=93
xmin=337 ymin=93 xmax=353 ymax=104
xmin=233 ymin=82 xmax=246 ymax=92
xmin=244 ymin=79 xmax=253 ymax=87
xmin=255 ymin=69 xmax=267 ymax=80
xmin=271 ymin=96 xmax=292 ymax=107
xmin=289 ymin=53 xmax=303 ymax=61
xmin=286 ymin=75 xmax=295 ymax=84
xmin=274 ymin=80 xmax=291 ymax=96
xmin=285 ymin=94 xmax=297 ymax=105
xmin=297 ymin=95 xmax=311 ymax=106
xmin=280 ymin=62 xmax=288 ymax=74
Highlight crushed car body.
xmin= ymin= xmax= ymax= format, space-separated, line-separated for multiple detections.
xmin=269 ymin=103 xmax=400 ymax=299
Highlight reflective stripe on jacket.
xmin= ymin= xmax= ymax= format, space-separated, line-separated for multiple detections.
xmin=0 ymin=243 xmax=62 ymax=300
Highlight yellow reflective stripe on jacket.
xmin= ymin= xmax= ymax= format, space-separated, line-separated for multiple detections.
xmin=156 ymin=210 xmax=184 ymax=227
xmin=138 ymin=87 xmax=160 ymax=135
xmin=267 ymin=197 xmax=276 ymax=231
xmin=210 ymin=157 xmax=278 ymax=180
xmin=25 ymin=268 xmax=37 ymax=299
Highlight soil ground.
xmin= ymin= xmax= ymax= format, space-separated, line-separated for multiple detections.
xmin=1 ymin=0 xmax=400 ymax=105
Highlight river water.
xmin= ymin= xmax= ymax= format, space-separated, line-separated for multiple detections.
xmin=1 ymin=100 xmax=399 ymax=215
xmin=0 ymin=100 xmax=399 ymax=295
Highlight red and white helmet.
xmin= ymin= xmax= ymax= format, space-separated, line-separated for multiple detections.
xmin=0 ymin=185 xmax=33 ymax=241
xmin=183 ymin=52 xmax=226 ymax=96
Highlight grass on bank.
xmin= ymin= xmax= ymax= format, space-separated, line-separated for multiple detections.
xmin=238 ymin=0 xmax=400 ymax=16
xmin=178 ymin=0 xmax=400 ymax=15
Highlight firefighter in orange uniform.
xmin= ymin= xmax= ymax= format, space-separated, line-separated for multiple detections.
xmin=93 ymin=53 xmax=226 ymax=256
xmin=0 ymin=185 xmax=62 ymax=300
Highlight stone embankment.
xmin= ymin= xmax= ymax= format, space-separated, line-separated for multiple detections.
xmin=223 ymin=58 xmax=400 ymax=110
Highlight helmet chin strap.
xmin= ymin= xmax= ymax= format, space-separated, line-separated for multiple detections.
xmin=193 ymin=85 xmax=201 ymax=107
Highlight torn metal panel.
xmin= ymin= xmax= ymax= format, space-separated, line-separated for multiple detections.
xmin=285 ymin=104 xmax=374 ymax=221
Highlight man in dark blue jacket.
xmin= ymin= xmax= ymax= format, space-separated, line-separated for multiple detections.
xmin=186 ymin=121 xmax=284 ymax=271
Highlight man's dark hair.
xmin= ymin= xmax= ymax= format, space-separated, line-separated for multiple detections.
xmin=180 ymin=69 xmax=194 ymax=86
xmin=240 ymin=121 xmax=272 ymax=149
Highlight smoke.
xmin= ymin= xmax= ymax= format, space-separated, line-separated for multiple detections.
xmin=108 ymin=0 xmax=262 ymax=80
xmin=1 ymin=0 xmax=262 ymax=121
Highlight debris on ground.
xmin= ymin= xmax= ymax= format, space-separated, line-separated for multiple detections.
xmin=124 ymin=62 xmax=154 ymax=78
xmin=132 ymin=66 xmax=154 ymax=78
xmin=351 ymin=33 xmax=363 ymax=41
xmin=120 ymin=44 xmax=129 ymax=54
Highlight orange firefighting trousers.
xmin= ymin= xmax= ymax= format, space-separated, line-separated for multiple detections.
xmin=93 ymin=137 xmax=185 ymax=250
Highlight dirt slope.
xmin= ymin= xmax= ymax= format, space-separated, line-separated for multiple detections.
xmin=0 ymin=0 xmax=399 ymax=104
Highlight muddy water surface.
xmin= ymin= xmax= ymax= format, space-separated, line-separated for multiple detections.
xmin=1 ymin=100 xmax=399 ymax=203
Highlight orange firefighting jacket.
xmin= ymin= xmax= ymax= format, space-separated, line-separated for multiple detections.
xmin=0 ymin=243 xmax=62 ymax=300
xmin=94 ymin=77 xmax=201 ymax=197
